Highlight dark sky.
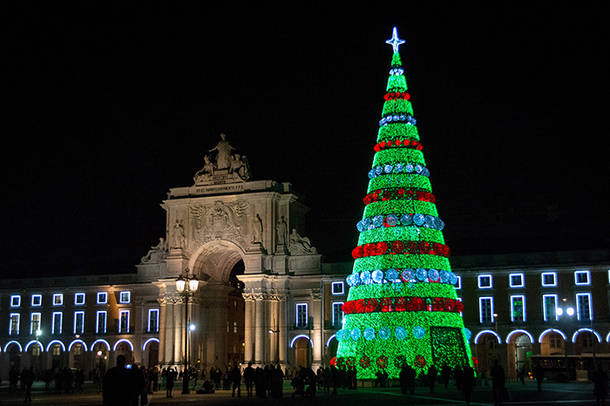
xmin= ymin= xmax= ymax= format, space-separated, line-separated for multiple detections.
xmin=3 ymin=3 xmax=608 ymax=276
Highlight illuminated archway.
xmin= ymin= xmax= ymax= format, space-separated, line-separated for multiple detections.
xmin=45 ymin=340 xmax=66 ymax=352
xmin=506 ymin=329 xmax=534 ymax=344
xmin=142 ymin=337 xmax=160 ymax=351
xmin=290 ymin=334 xmax=313 ymax=348
xmin=474 ymin=330 xmax=502 ymax=344
xmin=68 ymin=339 xmax=89 ymax=352
xmin=24 ymin=340 xmax=44 ymax=353
xmin=3 ymin=340 xmax=22 ymax=352
xmin=538 ymin=328 xmax=567 ymax=343
xmin=113 ymin=339 xmax=134 ymax=352
xmin=571 ymin=328 xmax=602 ymax=344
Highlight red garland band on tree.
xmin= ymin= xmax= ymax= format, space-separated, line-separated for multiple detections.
xmin=342 ymin=296 xmax=464 ymax=314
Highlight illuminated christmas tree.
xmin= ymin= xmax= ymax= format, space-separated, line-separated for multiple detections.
xmin=336 ymin=27 xmax=473 ymax=379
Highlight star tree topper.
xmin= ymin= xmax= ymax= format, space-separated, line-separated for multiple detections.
xmin=386 ymin=26 xmax=406 ymax=53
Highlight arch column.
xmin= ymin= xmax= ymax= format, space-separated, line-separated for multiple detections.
xmin=254 ymin=294 xmax=265 ymax=364
xmin=243 ymin=295 xmax=255 ymax=363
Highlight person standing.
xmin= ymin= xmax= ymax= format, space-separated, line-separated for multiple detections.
xmin=231 ymin=364 xmax=241 ymax=397
xmin=593 ymin=364 xmax=608 ymax=406
xmin=428 ymin=364 xmax=437 ymax=393
xmin=533 ymin=362 xmax=544 ymax=392
xmin=462 ymin=365 xmax=475 ymax=406
xmin=103 ymin=355 xmax=136 ymax=406
xmin=21 ymin=367 xmax=34 ymax=404
xmin=165 ymin=368 xmax=176 ymax=398
xmin=491 ymin=360 xmax=506 ymax=406
xmin=244 ymin=362 xmax=255 ymax=397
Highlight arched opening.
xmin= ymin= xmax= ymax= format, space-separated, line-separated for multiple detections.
xmin=506 ymin=331 xmax=533 ymax=380
xmin=69 ymin=342 xmax=86 ymax=371
xmin=474 ymin=332 xmax=501 ymax=376
xmin=189 ymin=240 xmax=246 ymax=370
xmin=114 ymin=341 xmax=133 ymax=365
xmin=143 ymin=338 xmax=160 ymax=368
xmin=91 ymin=342 xmax=110 ymax=380
xmin=326 ymin=336 xmax=338 ymax=364
xmin=540 ymin=332 xmax=565 ymax=356
xmin=293 ymin=337 xmax=312 ymax=368
xmin=573 ymin=331 xmax=599 ymax=355
xmin=6 ymin=342 xmax=22 ymax=373
xmin=24 ymin=341 xmax=43 ymax=373
xmin=48 ymin=343 xmax=65 ymax=371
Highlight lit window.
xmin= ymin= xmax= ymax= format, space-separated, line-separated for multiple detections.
xmin=479 ymin=297 xmax=494 ymax=324
xmin=510 ymin=295 xmax=526 ymax=322
xmin=543 ymin=294 xmax=558 ymax=321
xmin=332 ymin=302 xmax=344 ymax=327
xmin=478 ymin=275 xmax=493 ymax=289
xmin=9 ymin=313 xmax=20 ymax=335
xmin=331 ymin=282 xmax=345 ymax=295
xmin=10 ymin=295 xmax=21 ymax=308
xmin=576 ymin=293 xmax=593 ymax=321
xmin=53 ymin=294 xmax=63 ymax=306
xmin=52 ymin=312 xmax=62 ymax=335
xmin=455 ymin=275 xmax=462 ymax=290
xmin=74 ymin=311 xmax=85 ymax=334
xmin=30 ymin=312 xmax=41 ymax=335
xmin=119 ymin=291 xmax=131 ymax=304
xmin=296 ymin=303 xmax=308 ymax=328
xmin=148 ymin=309 xmax=159 ymax=333
xmin=509 ymin=273 xmax=524 ymax=288
xmin=96 ymin=311 xmax=107 ymax=334
xmin=574 ymin=270 xmax=590 ymax=286
xmin=541 ymin=272 xmax=557 ymax=287
xmin=31 ymin=294 xmax=42 ymax=307
xmin=97 ymin=292 xmax=108 ymax=304
xmin=119 ymin=310 xmax=130 ymax=333
xmin=74 ymin=293 xmax=86 ymax=305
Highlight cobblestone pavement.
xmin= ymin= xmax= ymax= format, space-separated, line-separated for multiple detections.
xmin=0 ymin=380 xmax=600 ymax=405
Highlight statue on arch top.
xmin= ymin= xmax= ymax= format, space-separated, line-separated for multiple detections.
xmin=194 ymin=133 xmax=251 ymax=185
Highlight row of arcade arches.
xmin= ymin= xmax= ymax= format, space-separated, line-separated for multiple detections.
xmin=1 ymin=338 xmax=159 ymax=374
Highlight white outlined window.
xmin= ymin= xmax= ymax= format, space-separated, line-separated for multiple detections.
xmin=53 ymin=294 xmax=63 ymax=306
xmin=576 ymin=293 xmax=593 ymax=321
xmin=31 ymin=294 xmax=42 ymax=307
xmin=478 ymin=275 xmax=493 ymax=289
xmin=574 ymin=270 xmax=590 ymax=286
xmin=332 ymin=302 xmax=344 ymax=327
xmin=74 ymin=293 xmax=86 ymax=305
xmin=510 ymin=295 xmax=526 ymax=322
xmin=331 ymin=282 xmax=345 ymax=295
xmin=296 ymin=303 xmax=308 ymax=328
xmin=479 ymin=297 xmax=494 ymax=324
xmin=9 ymin=313 xmax=20 ymax=335
xmin=455 ymin=275 xmax=462 ymax=290
xmin=119 ymin=310 xmax=130 ymax=333
xmin=541 ymin=272 xmax=557 ymax=287
xmin=509 ymin=273 xmax=524 ymax=288
xmin=119 ymin=291 xmax=131 ymax=304
xmin=96 ymin=311 xmax=107 ymax=334
xmin=97 ymin=292 xmax=108 ymax=304
xmin=10 ymin=295 xmax=21 ymax=308
xmin=543 ymin=294 xmax=558 ymax=321
xmin=52 ymin=312 xmax=62 ymax=334
xmin=148 ymin=309 xmax=159 ymax=333
xmin=30 ymin=312 xmax=41 ymax=335
xmin=74 ymin=311 xmax=85 ymax=334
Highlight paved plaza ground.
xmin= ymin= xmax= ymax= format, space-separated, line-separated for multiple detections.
xmin=0 ymin=379 xmax=603 ymax=405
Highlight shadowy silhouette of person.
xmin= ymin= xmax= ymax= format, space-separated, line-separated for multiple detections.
xmin=462 ymin=364 xmax=475 ymax=406
xmin=103 ymin=355 xmax=135 ymax=406
xmin=491 ymin=359 xmax=505 ymax=406
xmin=21 ymin=367 xmax=34 ymax=404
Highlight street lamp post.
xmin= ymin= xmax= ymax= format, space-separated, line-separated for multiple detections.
xmin=176 ymin=268 xmax=199 ymax=395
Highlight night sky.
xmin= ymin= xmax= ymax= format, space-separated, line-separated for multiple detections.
xmin=4 ymin=4 xmax=608 ymax=277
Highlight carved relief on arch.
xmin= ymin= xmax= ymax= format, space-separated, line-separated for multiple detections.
xmin=189 ymin=200 xmax=249 ymax=249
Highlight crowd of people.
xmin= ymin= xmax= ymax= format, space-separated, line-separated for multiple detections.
xmin=3 ymin=357 xmax=609 ymax=405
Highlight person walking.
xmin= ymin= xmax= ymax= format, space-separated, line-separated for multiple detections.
xmin=271 ymin=364 xmax=284 ymax=398
xmin=231 ymin=364 xmax=241 ymax=397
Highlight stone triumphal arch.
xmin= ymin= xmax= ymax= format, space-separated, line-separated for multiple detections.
xmin=138 ymin=134 xmax=322 ymax=369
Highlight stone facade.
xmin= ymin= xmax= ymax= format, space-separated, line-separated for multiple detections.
xmin=1 ymin=135 xmax=609 ymax=381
